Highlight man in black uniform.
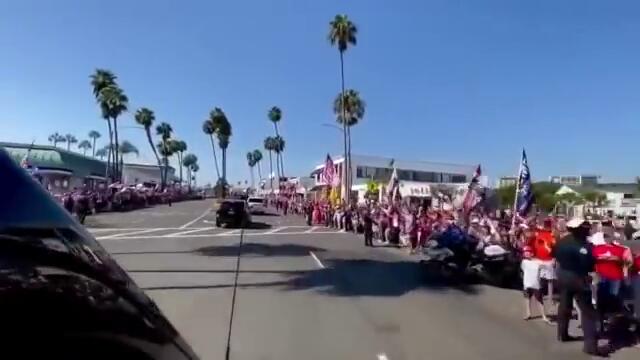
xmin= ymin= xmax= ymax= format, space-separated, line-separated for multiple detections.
xmin=552 ymin=218 xmax=604 ymax=356
xmin=362 ymin=209 xmax=377 ymax=247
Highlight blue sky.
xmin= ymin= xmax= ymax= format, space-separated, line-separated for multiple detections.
xmin=1 ymin=0 xmax=639 ymax=184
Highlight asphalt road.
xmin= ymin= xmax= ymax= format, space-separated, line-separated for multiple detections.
xmin=88 ymin=201 xmax=638 ymax=360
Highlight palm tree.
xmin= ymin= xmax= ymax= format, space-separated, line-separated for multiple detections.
xmin=264 ymin=136 xmax=276 ymax=192
xmin=252 ymin=149 xmax=263 ymax=180
xmin=95 ymin=147 xmax=108 ymax=160
xmin=211 ymin=108 xmax=232 ymax=190
xmin=334 ymin=88 xmax=365 ymax=189
xmin=169 ymin=139 xmax=187 ymax=185
xmin=88 ymin=130 xmax=101 ymax=157
xmin=78 ymin=140 xmax=92 ymax=156
xmin=156 ymin=122 xmax=173 ymax=190
xmin=190 ymin=163 xmax=200 ymax=187
xmin=118 ymin=140 xmax=139 ymax=171
xmin=203 ymin=114 xmax=221 ymax=181
xmin=64 ymin=134 xmax=78 ymax=151
xmin=246 ymin=152 xmax=255 ymax=188
xmin=156 ymin=141 xmax=174 ymax=188
xmin=90 ymin=69 xmax=117 ymax=178
xmin=268 ymin=106 xmax=285 ymax=177
xmin=48 ymin=132 xmax=65 ymax=147
xmin=328 ymin=14 xmax=358 ymax=200
xmin=273 ymin=136 xmax=285 ymax=181
xmin=99 ymin=85 xmax=128 ymax=180
xmin=182 ymin=153 xmax=198 ymax=190
xmin=135 ymin=107 xmax=163 ymax=183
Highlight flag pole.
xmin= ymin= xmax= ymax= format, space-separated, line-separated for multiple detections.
xmin=511 ymin=150 xmax=523 ymax=229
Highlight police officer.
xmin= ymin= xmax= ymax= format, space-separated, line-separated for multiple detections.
xmin=552 ymin=218 xmax=604 ymax=356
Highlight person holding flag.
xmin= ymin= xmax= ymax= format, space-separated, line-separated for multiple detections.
xmin=512 ymin=149 xmax=535 ymax=229
xmin=462 ymin=164 xmax=483 ymax=221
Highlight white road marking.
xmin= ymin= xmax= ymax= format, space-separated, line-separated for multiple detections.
xmin=304 ymin=226 xmax=318 ymax=233
xmin=203 ymin=220 xmax=216 ymax=225
xmin=265 ymin=226 xmax=289 ymax=234
xmin=97 ymin=230 xmax=346 ymax=240
xmin=309 ymin=251 xmax=325 ymax=269
xmin=179 ymin=208 xmax=212 ymax=229
xmin=220 ymin=229 xmax=241 ymax=235
xmin=163 ymin=227 xmax=214 ymax=237
xmin=377 ymin=353 xmax=389 ymax=360
xmin=98 ymin=228 xmax=166 ymax=239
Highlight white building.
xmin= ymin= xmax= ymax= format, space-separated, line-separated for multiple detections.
xmin=310 ymin=154 xmax=477 ymax=202
xmin=555 ymin=183 xmax=639 ymax=217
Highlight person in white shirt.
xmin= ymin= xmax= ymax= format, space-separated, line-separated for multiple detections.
xmin=521 ymin=246 xmax=552 ymax=323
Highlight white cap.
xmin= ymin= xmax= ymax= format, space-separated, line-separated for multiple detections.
xmin=567 ymin=217 xmax=586 ymax=228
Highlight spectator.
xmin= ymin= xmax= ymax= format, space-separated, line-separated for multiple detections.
xmin=521 ymin=246 xmax=551 ymax=323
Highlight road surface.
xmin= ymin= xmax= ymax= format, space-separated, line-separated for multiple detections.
xmin=87 ymin=201 xmax=638 ymax=360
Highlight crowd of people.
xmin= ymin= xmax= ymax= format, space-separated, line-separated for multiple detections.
xmin=261 ymin=197 xmax=640 ymax=356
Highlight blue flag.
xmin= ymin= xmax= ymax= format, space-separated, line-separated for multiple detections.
xmin=516 ymin=149 xmax=534 ymax=216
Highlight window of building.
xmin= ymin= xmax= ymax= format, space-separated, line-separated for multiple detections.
xmin=623 ymin=193 xmax=634 ymax=199
xmin=451 ymin=175 xmax=467 ymax=183
xmin=356 ymin=166 xmax=364 ymax=178
xmin=413 ymin=171 xmax=439 ymax=182
xmin=398 ymin=170 xmax=412 ymax=181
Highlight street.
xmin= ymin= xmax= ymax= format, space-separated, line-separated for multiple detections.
xmin=87 ymin=201 xmax=637 ymax=360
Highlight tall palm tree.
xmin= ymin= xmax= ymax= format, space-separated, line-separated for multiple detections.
xmin=334 ymin=88 xmax=365 ymax=189
xmin=155 ymin=122 xmax=173 ymax=190
xmin=95 ymin=147 xmax=107 ymax=160
xmin=48 ymin=132 xmax=64 ymax=147
xmin=264 ymin=136 xmax=276 ymax=192
xmin=217 ymin=128 xmax=231 ymax=189
xmin=156 ymin=141 xmax=174 ymax=188
xmin=99 ymin=85 xmax=128 ymax=180
xmin=268 ymin=106 xmax=285 ymax=177
xmin=64 ymin=134 xmax=78 ymax=151
xmin=246 ymin=152 xmax=255 ymax=188
xmin=90 ymin=69 xmax=117 ymax=178
xmin=182 ymin=153 xmax=198 ymax=190
xmin=203 ymin=111 xmax=222 ymax=180
xmin=134 ymin=107 xmax=163 ymax=183
xmin=169 ymin=139 xmax=187 ymax=185
xmin=273 ymin=136 xmax=285 ymax=181
xmin=252 ymin=149 xmax=263 ymax=180
xmin=88 ymin=130 xmax=101 ymax=157
xmin=78 ymin=140 xmax=92 ymax=156
xmin=328 ymin=14 xmax=358 ymax=200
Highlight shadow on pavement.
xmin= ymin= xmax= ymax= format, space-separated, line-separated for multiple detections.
xmin=128 ymin=269 xmax=308 ymax=274
xmin=195 ymin=243 xmax=326 ymax=257
xmin=253 ymin=212 xmax=280 ymax=217
xmin=247 ymin=222 xmax=272 ymax=229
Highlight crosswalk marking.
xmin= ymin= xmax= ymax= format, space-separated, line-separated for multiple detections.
xmin=265 ymin=226 xmax=289 ymax=234
xmin=305 ymin=226 xmax=318 ymax=233
xmin=163 ymin=227 xmax=215 ymax=237
xmin=99 ymin=228 xmax=166 ymax=239
xmin=97 ymin=230 xmax=346 ymax=241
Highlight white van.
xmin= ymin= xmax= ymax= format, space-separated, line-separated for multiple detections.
xmin=247 ymin=197 xmax=266 ymax=214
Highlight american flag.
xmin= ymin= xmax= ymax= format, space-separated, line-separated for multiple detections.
xmin=516 ymin=149 xmax=534 ymax=216
xmin=386 ymin=165 xmax=399 ymax=203
xmin=320 ymin=154 xmax=335 ymax=186
xmin=462 ymin=164 xmax=482 ymax=214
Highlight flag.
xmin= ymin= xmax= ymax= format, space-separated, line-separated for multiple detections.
xmin=462 ymin=164 xmax=482 ymax=214
xmin=515 ymin=149 xmax=534 ymax=216
xmin=320 ymin=154 xmax=336 ymax=186
xmin=386 ymin=166 xmax=400 ymax=203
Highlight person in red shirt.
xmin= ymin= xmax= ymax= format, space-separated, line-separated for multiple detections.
xmin=632 ymin=251 xmax=640 ymax=321
xmin=592 ymin=223 xmax=627 ymax=328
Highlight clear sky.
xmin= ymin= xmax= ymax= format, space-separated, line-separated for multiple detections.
xmin=2 ymin=0 xmax=639 ymax=185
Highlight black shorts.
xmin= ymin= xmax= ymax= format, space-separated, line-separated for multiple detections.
xmin=523 ymin=288 xmax=543 ymax=302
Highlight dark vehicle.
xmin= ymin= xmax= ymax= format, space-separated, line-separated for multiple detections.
xmin=0 ymin=149 xmax=199 ymax=359
xmin=216 ymin=199 xmax=251 ymax=228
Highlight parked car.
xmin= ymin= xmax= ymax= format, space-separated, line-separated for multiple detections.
xmin=247 ymin=196 xmax=266 ymax=214
xmin=216 ymin=199 xmax=251 ymax=227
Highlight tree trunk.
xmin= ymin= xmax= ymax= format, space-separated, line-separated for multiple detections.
xmin=187 ymin=167 xmax=192 ymax=191
xmin=279 ymin=152 xmax=285 ymax=179
xmin=146 ymin=129 xmax=164 ymax=189
xmin=347 ymin=124 xmax=352 ymax=196
xmin=67 ymin=142 xmax=70 ymax=151
xmin=178 ymin=152 xmax=183 ymax=185
xmin=339 ymin=50 xmax=348 ymax=202
xmin=268 ymin=150 xmax=273 ymax=193
xmin=209 ymin=135 xmax=221 ymax=180
xmin=106 ymin=119 xmax=114 ymax=182
xmin=221 ymin=148 xmax=227 ymax=198
xmin=249 ymin=165 xmax=255 ymax=189
xmin=113 ymin=116 xmax=120 ymax=181
xmin=83 ymin=148 xmax=87 ymax=156
xmin=91 ymin=138 xmax=96 ymax=157
xmin=257 ymin=161 xmax=263 ymax=180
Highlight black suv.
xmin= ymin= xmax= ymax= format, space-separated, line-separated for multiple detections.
xmin=216 ymin=199 xmax=251 ymax=228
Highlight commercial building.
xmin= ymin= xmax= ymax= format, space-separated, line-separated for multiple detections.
xmin=555 ymin=183 xmax=639 ymax=217
xmin=0 ymin=141 xmax=174 ymax=191
xmin=497 ymin=176 xmax=517 ymax=188
xmin=310 ymin=154 xmax=477 ymax=202
xmin=549 ymin=174 xmax=599 ymax=186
